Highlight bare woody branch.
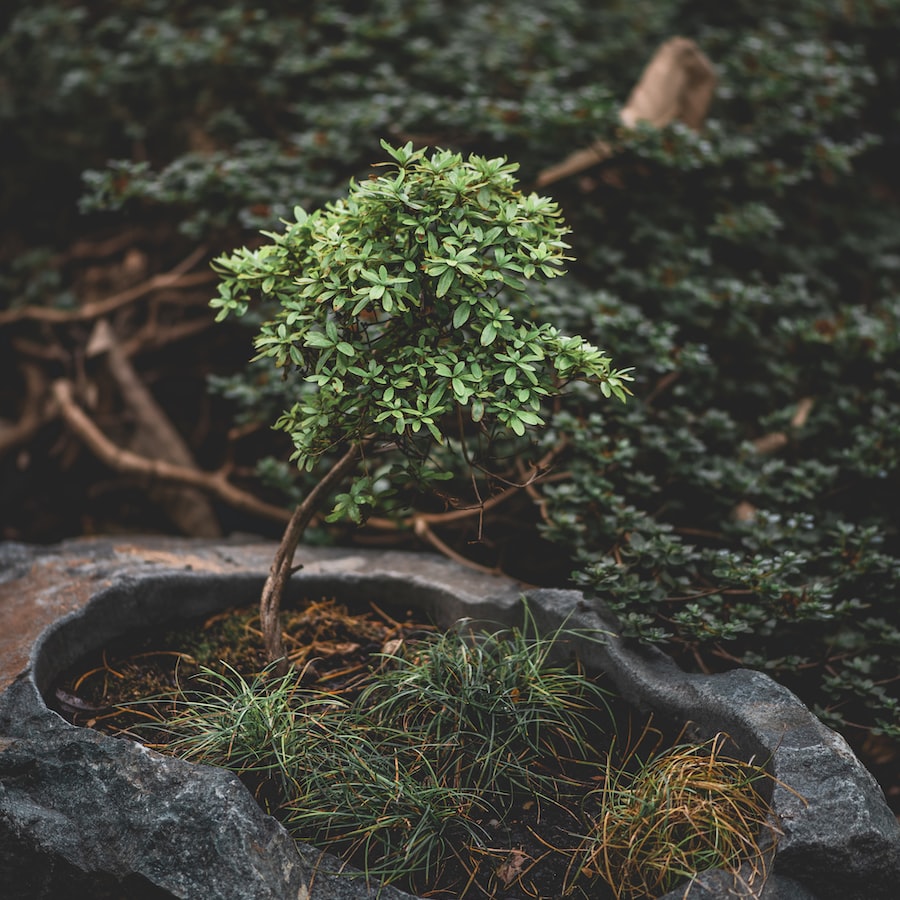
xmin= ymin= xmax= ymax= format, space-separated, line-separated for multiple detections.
xmin=88 ymin=319 xmax=223 ymax=537
xmin=52 ymin=378 xmax=291 ymax=524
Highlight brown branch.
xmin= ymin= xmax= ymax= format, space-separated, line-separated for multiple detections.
xmin=673 ymin=526 xmax=726 ymax=541
xmin=413 ymin=517 xmax=502 ymax=577
xmin=10 ymin=337 xmax=70 ymax=364
xmin=791 ymin=396 xmax=815 ymax=429
xmin=691 ymin=646 xmax=713 ymax=675
xmin=751 ymin=432 xmax=790 ymax=456
xmin=535 ymin=142 xmax=617 ymax=189
xmin=753 ymin=395 xmax=815 ymax=453
xmin=516 ymin=457 xmax=571 ymax=526
xmin=89 ymin=319 xmax=222 ymax=537
xmin=120 ymin=316 xmax=214 ymax=358
xmin=619 ymin=36 xmax=717 ymax=131
xmin=644 ymin=371 xmax=681 ymax=407
xmin=738 ymin=397 xmax=816 ymax=521
xmin=365 ymin=437 xmax=569 ymax=533
xmin=0 ymin=247 xmax=213 ymax=326
xmin=55 ymin=227 xmax=155 ymax=263
xmin=52 ymin=378 xmax=290 ymax=523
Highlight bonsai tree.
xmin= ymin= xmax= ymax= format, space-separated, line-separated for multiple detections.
xmin=210 ymin=140 xmax=632 ymax=670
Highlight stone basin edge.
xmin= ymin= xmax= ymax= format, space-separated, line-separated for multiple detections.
xmin=0 ymin=536 xmax=897 ymax=900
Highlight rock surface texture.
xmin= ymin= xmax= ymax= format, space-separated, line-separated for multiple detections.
xmin=1 ymin=537 xmax=898 ymax=899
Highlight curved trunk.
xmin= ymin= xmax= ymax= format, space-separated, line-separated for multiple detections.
xmin=260 ymin=441 xmax=366 ymax=673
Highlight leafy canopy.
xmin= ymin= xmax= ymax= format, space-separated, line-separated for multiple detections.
xmin=211 ymin=140 xmax=631 ymax=479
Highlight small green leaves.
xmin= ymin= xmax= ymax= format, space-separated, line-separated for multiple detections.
xmin=326 ymin=476 xmax=375 ymax=524
xmin=211 ymin=141 xmax=628 ymax=520
xmin=379 ymin=138 xmax=421 ymax=167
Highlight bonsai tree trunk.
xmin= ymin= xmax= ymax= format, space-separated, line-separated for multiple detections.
xmin=260 ymin=441 xmax=365 ymax=673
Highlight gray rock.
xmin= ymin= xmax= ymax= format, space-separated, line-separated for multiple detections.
xmin=0 ymin=716 xmax=306 ymax=899
xmin=0 ymin=537 xmax=897 ymax=899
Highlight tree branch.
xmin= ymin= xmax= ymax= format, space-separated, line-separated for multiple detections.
xmin=52 ymin=378 xmax=290 ymax=523
xmin=412 ymin=517 xmax=507 ymax=578
xmin=88 ymin=319 xmax=222 ymax=537
xmin=364 ymin=437 xmax=569 ymax=531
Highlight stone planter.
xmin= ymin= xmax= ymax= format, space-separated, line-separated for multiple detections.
xmin=1 ymin=537 xmax=898 ymax=899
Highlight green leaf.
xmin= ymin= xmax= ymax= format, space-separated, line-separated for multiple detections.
xmin=453 ymin=304 xmax=471 ymax=328
xmin=424 ymin=419 xmax=443 ymax=442
xmin=436 ymin=267 xmax=455 ymax=298
xmin=305 ymin=331 xmax=332 ymax=348
xmin=481 ymin=322 xmax=497 ymax=346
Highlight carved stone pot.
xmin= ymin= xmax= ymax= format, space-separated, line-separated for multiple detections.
xmin=1 ymin=537 xmax=898 ymax=899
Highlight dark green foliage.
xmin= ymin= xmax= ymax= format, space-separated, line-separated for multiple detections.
xmin=3 ymin=0 xmax=898 ymax=745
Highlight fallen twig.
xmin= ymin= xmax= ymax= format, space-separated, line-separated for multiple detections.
xmin=735 ymin=397 xmax=816 ymax=522
xmin=751 ymin=396 xmax=815 ymax=454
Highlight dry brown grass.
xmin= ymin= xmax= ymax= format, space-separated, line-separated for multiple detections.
xmin=570 ymin=732 xmax=777 ymax=899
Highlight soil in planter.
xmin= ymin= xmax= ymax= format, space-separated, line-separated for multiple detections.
xmin=49 ymin=598 xmax=767 ymax=900
xmin=50 ymin=597 xmax=427 ymax=734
